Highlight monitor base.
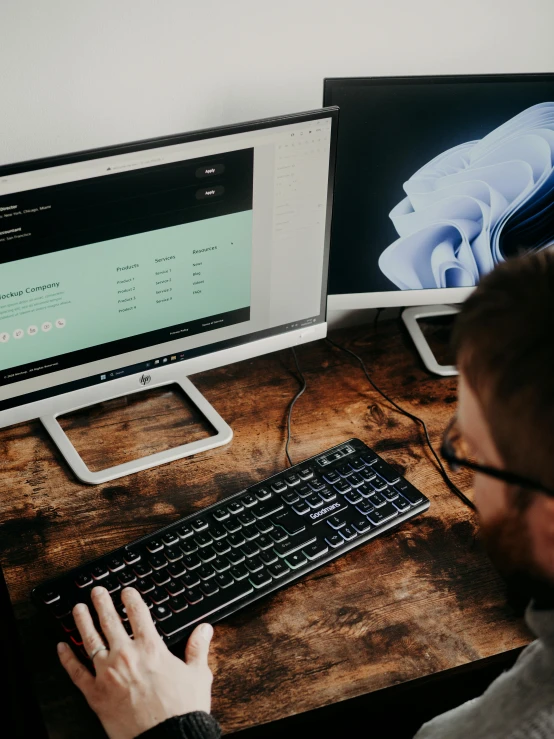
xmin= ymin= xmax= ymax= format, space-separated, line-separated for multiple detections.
xmin=40 ymin=375 xmax=233 ymax=485
xmin=402 ymin=305 xmax=460 ymax=377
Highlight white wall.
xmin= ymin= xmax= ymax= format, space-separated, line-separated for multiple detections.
xmin=1 ymin=0 xmax=552 ymax=165
xmin=1 ymin=0 xmax=552 ymax=328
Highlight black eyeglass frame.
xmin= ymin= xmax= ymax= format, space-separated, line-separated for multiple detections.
xmin=440 ymin=415 xmax=554 ymax=498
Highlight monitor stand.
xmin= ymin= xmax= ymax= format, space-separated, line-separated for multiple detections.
xmin=402 ymin=305 xmax=460 ymax=377
xmin=40 ymin=374 xmax=233 ymax=485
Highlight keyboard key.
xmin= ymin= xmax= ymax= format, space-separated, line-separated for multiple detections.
xmin=149 ymin=556 xmax=168 ymax=571
xmin=91 ymin=565 xmax=109 ymax=581
xmin=212 ymin=509 xmax=230 ymax=522
xmin=181 ymin=573 xmax=200 ymax=589
xmin=224 ymin=519 xmax=242 ymax=534
xmin=309 ymin=478 xmax=326 ymax=492
xmin=180 ymin=540 xmax=199 ymax=555
xmin=357 ymin=483 xmax=374 ymax=498
xmin=185 ymin=588 xmax=204 ymax=605
xmin=52 ymin=600 xmax=72 ymax=619
xmin=285 ymin=552 xmax=307 ymax=569
xmin=337 ymin=464 xmax=354 ymax=478
xmin=149 ymin=588 xmax=169 ymax=605
xmin=176 ymin=524 xmax=194 ymax=539
xmin=146 ymin=539 xmax=164 ymax=554
xmin=118 ymin=571 xmax=137 ymax=587
xmin=210 ymin=526 xmax=227 ymax=541
xmin=325 ymin=533 xmax=345 ymax=549
xmin=215 ymin=571 xmax=234 ymax=589
xmin=228 ymin=533 xmax=245 ymax=548
xmin=243 ymin=527 xmax=260 ymax=541
xmin=182 ymin=554 xmax=201 ymax=570
xmin=303 ymin=541 xmax=329 ymax=560
xmin=327 ymin=515 xmax=347 ymax=530
xmin=241 ymin=493 xmax=258 ymax=507
xmin=360 ymin=452 xmax=378 ymax=466
xmin=134 ymin=562 xmax=152 ymax=578
xmin=292 ymin=500 xmax=310 ymax=515
xmin=373 ymin=461 xmax=400 ymax=485
xmin=274 ymin=534 xmax=316 ymax=558
xmin=271 ymin=479 xmax=287 ymax=493
xmin=165 ymin=580 xmax=184 ymax=597
xmin=334 ymin=480 xmax=351 ymax=494
xmin=254 ymin=500 xmax=284 ymax=519
xmin=268 ymin=561 xmax=290 ymax=578
xmin=348 ymin=458 xmax=366 ymax=472
xmin=370 ymin=492 xmax=387 ymax=508
xmin=356 ymin=500 xmax=374 ymax=515
xmin=164 ymin=547 xmax=183 ymax=563
xmin=260 ymin=549 xmax=279 ymax=566
xmin=319 ymin=488 xmax=337 ymax=502
xmin=339 ymin=526 xmax=358 ymax=541
xmin=393 ymin=495 xmax=411 ymax=512
xmin=322 ymin=469 xmax=341 ymax=484
xmin=370 ymin=479 xmax=387 ymax=493
xmin=228 ymin=501 xmax=244 ymax=515
xmin=271 ymin=511 xmax=306 ymax=535
xmin=212 ymin=557 xmax=231 ymax=573
xmin=282 ymin=490 xmax=300 ymax=505
xmin=198 ymin=565 xmax=215 ymax=581
xmin=306 ymin=494 xmax=324 ymax=509
xmin=348 ymin=473 xmax=364 ymax=488
xmin=394 ymin=481 xmax=424 ymax=505
xmin=108 ymin=556 xmax=125 ymax=572
xmin=256 ymin=519 xmax=274 ymax=534
xmin=238 ymin=511 xmax=256 ymax=527
xmin=344 ymin=490 xmax=363 ymax=505
xmin=284 ymin=473 xmax=300 ymax=487
xmin=195 ymin=533 xmax=213 ymax=548
xmin=227 ymin=550 xmax=245 ymax=566
xmin=169 ymin=594 xmax=188 ymax=613
xmin=192 ymin=518 xmax=209 ymax=532
xmin=136 ymin=578 xmax=155 ymax=595
xmin=152 ymin=570 xmax=171 ymax=587
xmin=296 ymin=484 xmax=313 ymax=498
xmin=383 ymin=488 xmax=399 ymax=502
xmin=60 ymin=615 xmax=77 ymax=633
xmin=42 ymin=590 xmax=61 ymax=605
xmin=123 ymin=549 xmax=141 ymax=565
xmin=360 ymin=468 xmax=377 ymax=483
xmin=75 ymin=573 xmax=93 ymax=589
xmin=230 ymin=564 xmax=249 ymax=581
xmin=270 ymin=528 xmax=288 ymax=543
xmin=167 ymin=562 xmax=186 ymax=579
xmin=297 ymin=467 xmax=314 ymax=481
xmin=241 ymin=542 xmax=260 ymax=558
xmin=245 ymin=557 xmax=264 ymax=573
xmin=152 ymin=604 xmax=172 ymax=621
xmin=162 ymin=533 xmax=179 ymax=547
xmin=213 ymin=540 xmax=231 ymax=556
xmin=367 ymin=503 xmax=399 ymax=526
xmin=250 ymin=570 xmax=272 ymax=588
xmin=200 ymin=580 xmax=219 ymax=597
xmin=255 ymin=486 xmax=272 ymax=501
xmin=352 ymin=518 xmax=372 ymax=534
xmin=257 ymin=535 xmax=274 ymax=551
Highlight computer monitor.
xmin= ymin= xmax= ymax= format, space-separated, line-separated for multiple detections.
xmin=0 ymin=108 xmax=337 ymax=483
xmin=323 ymin=74 xmax=554 ymax=373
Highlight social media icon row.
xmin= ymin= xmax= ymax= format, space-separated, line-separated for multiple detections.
xmin=0 ymin=318 xmax=66 ymax=342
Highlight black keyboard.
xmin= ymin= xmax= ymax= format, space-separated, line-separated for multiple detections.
xmin=32 ymin=439 xmax=429 ymax=658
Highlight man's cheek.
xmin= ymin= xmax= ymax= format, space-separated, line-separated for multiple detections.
xmin=473 ymin=473 xmax=507 ymax=523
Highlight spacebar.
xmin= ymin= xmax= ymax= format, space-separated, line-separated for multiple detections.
xmin=159 ymin=581 xmax=254 ymax=638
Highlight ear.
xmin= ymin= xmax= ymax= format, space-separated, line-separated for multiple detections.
xmin=529 ymin=495 xmax=554 ymax=577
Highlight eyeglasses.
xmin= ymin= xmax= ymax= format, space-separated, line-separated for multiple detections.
xmin=440 ymin=415 xmax=554 ymax=498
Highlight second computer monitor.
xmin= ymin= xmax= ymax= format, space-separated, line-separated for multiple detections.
xmin=324 ymin=74 xmax=554 ymax=310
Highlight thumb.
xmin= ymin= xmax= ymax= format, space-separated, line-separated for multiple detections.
xmin=185 ymin=622 xmax=213 ymax=666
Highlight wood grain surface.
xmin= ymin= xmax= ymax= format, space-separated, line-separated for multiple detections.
xmin=0 ymin=320 xmax=532 ymax=738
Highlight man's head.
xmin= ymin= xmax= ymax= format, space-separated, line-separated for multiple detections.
xmin=453 ymin=248 xmax=554 ymax=603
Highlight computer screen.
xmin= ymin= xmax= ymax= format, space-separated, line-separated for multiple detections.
xmin=324 ymin=75 xmax=554 ymax=309
xmin=0 ymin=110 xmax=337 ymax=427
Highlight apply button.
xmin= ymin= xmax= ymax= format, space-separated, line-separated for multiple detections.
xmin=196 ymin=186 xmax=225 ymax=200
xmin=195 ymin=163 xmax=225 ymax=178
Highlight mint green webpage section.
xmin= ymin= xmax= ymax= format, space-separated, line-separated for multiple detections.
xmin=0 ymin=211 xmax=252 ymax=372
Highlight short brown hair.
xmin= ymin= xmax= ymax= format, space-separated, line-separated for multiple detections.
xmin=453 ymin=248 xmax=554 ymax=490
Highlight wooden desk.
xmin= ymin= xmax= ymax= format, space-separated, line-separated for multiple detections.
xmin=0 ymin=321 xmax=532 ymax=738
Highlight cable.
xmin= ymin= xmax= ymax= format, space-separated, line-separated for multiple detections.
xmin=285 ymin=346 xmax=307 ymax=467
xmin=326 ymin=336 xmax=476 ymax=511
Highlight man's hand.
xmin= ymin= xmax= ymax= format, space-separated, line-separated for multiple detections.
xmin=57 ymin=586 xmax=214 ymax=739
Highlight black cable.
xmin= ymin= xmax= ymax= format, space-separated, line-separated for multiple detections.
xmin=326 ymin=336 xmax=476 ymax=511
xmin=285 ymin=346 xmax=307 ymax=467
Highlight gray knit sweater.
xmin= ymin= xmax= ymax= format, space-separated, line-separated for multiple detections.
xmin=415 ymin=602 xmax=554 ymax=738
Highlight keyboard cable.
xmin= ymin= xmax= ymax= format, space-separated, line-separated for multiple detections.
xmin=285 ymin=346 xmax=307 ymax=467
xmin=325 ymin=336 xmax=476 ymax=512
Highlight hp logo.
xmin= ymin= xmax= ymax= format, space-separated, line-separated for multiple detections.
xmin=140 ymin=374 xmax=152 ymax=386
